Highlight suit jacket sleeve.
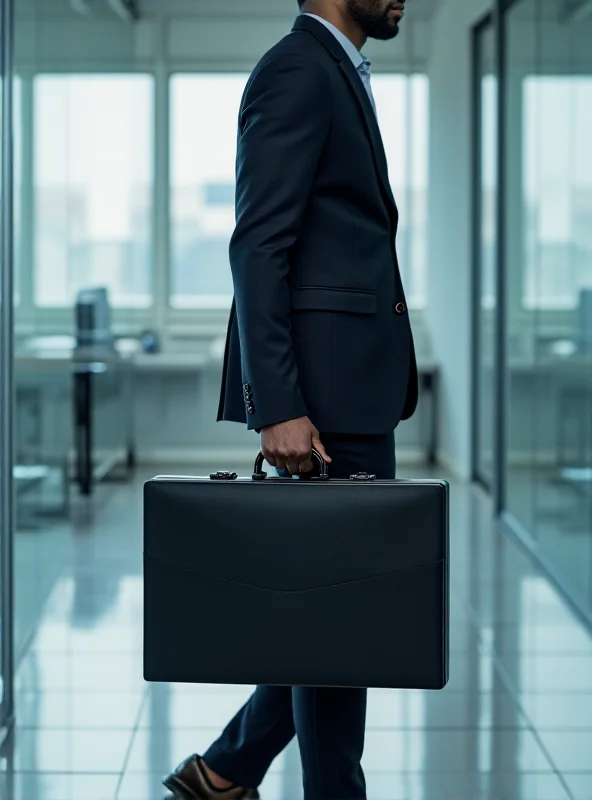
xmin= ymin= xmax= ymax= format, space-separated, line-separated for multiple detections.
xmin=229 ymin=54 xmax=332 ymax=431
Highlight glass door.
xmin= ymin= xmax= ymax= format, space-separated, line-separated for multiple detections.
xmin=1 ymin=0 xmax=15 ymax=735
xmin=472 ymin=14 xmax=498 ymax=489
xmin=501 ymin=0 xmax=592 ymax=616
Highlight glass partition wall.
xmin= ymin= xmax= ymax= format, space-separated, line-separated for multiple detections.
xmin=474 ymin=0 xmax=592 ymax=622
xmin=519 ymin=0 xmax=590 ymax=615
xmin=502 ymin=0 xmax=592 ymax=618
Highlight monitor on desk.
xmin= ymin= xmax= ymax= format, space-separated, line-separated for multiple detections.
xmin=579 ymin=289 xmax=592 ymax=353
xmin=75 ymin=287 xmax=113 ymax=350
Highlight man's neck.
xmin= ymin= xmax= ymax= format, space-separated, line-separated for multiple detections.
xmin=302 ymin=4 xmax=367 ymax=50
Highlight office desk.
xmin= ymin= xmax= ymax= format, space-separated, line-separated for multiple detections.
xmin=508 ymin=355 xmax=592 ymax=490
xmin=15 ymin=341 xmax=135 ymax=496
xmin=131 ymin=347 xmax=441 ymax=468
xmin=73 ymin=356 xmax=135 ymax=495
xmin=14 ymin=353 xmax=72 ymax=518
xmin=17 ymin=338 xmax=442 ymax=481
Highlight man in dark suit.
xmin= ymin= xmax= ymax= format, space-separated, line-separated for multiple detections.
xmin=165 ymin=0 xmax=417 ymax=798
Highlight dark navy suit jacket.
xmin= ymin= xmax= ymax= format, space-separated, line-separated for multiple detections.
xmin=217 ymin=13 xmax=418 ymax=434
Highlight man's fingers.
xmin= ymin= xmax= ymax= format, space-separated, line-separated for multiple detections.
xmin=311 ymin=437 xmax=332 ymax=463
xmin=299 ymin=457 xmax=314 ymax=474
xmin=260 ymin=420 xmax=328 ymax=476
xmin=286 ymin=456 xmax=303 ymax=475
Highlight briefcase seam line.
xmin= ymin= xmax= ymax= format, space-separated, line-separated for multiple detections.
xmin=144 ymin=552 xmax=445 ymax=594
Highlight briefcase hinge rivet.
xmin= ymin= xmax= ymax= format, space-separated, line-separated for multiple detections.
xmin=350 ymin=472 xmax=376 ymax=481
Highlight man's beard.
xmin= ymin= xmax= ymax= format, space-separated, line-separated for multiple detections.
xmin=346 ymin=0 xmax=400 ymax=40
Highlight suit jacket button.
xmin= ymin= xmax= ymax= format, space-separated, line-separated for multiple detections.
xmin=393 ymin=302 xmax=406 ymax=315
xmin=243 ymin=382 xmax=251 ymax=391
xmin=247 ymin=404 xmax=255 ymax=415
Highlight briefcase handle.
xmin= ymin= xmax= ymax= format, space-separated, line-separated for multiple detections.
xmin=252 ymin=447 xmax=329 ymax=481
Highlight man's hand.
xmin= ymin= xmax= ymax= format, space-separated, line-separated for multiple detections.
xmin=261 ymin=417 xmax=331 ymax=475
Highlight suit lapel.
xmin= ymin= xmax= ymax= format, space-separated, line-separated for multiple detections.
xmin=338 ymin=58 xmax=398 ymax=220
xmin=291 ymin=15 xmax=398 ymax=222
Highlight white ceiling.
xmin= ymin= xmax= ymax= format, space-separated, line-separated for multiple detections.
xmin=18 ymin=0 xmax=444 ymax=23
xmin=148 ymin=0 xmax=444 ymax=20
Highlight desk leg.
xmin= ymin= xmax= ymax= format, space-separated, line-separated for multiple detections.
xmin=127 ymin=444 xmax=136 ymax=471
xmin=431 ymin=371 xmax=440 ymax=467
xmin=74 ymin=372 xmax=93 ymax=496
xmin=124 ymin=369 xmax=136 ymax=471
xmin=422 ymin=371 xmax=439 ymax=468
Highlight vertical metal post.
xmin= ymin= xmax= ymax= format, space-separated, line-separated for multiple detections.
xmin=153 ymin=12 xmax=170 ymax=332
xmin=470 ymin=20 xmax=484 ymax=486
xmin=0 ymin=0 xmax=15 ymax=733
xmin=493 ymin=0 xmax=507 ymax=515
xmin=471 ymin=13 xmax=496 ymax=491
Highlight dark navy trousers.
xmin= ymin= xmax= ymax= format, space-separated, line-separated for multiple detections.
xmin=203 ymin=431 xmax=396 ymax=800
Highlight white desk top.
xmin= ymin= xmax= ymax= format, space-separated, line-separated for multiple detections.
xmin=15 ymin=335 xmax=441 ymax=374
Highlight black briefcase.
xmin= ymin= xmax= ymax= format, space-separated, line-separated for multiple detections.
xmin=144 ymin=452 xmax=449 ymax=690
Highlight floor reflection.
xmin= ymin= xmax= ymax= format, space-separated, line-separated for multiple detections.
xmin=1 ymin=468 xmax=591 ymax=799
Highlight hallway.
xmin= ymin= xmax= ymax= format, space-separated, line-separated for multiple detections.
xmin=2 ymin=464 xmax=592 ymax=800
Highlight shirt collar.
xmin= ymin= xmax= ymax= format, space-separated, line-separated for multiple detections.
xmin=301 ymin=12 xmax=366 ymax=71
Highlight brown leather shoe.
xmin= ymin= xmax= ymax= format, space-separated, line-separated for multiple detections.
xmin=163 ymin=754 xmax=260 ymax=800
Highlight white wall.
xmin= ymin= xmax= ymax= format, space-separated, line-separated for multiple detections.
xmin=426 ymin=0 xmax=491 ymax=479
xmin=15 ymin=0 xmax=432 ymax=72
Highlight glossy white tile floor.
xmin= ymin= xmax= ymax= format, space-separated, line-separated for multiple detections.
xmin=2 ymin=463 xmax=592 ymax=799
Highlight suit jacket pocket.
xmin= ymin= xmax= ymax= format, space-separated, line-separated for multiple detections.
xmin=291 ymin=286 xmax=376 ymax=315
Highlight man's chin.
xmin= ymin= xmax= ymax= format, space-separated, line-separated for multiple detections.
xmin=371 ymin=23 xmax=400 ymax=41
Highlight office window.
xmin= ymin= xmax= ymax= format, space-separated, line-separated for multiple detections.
xmin=13 ymin=74 xmax=21 ymax=305
xmin=170 ymin=74 xmax=248 ymax=309
xmin=523 ymin=76 xmax=592 ymax=310
xmin=480 ymin=74 xmax=498 ymax=311
xmin=170 ymin=73 xmax=429 ymax=310
xmin=34 ymin=75 xmax=153 ymax=308
xmin=374 ymin=74 xmax=429 ymax=309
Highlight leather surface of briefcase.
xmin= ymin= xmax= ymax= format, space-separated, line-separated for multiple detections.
xmin=144 ymin=452 xmax=449 ymax=690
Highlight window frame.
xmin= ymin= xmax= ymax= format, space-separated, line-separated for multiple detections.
xmin=29 ymin=70 xmax=156 ymax=315
xmin=167 ymin=69 xmax=432 ymax=321
xmin=14 ymin=60 xmax=579 ymax=341
xmin=15 ymin=64 xmax=159 ymax=337
xmin=168 ymin=70 xmax=248 ymax=318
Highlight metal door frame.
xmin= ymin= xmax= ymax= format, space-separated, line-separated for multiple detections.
xmin=470 ymin=10 xmax=495 ymax=492
xmin=492 ymin=0 xmax=508 ymax=516
xmin=471 ymin=0 xmax=508 ymax=515
xmin=0 ymin=0 xmax=14 ymax=737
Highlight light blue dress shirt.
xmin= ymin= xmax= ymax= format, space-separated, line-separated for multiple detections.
xmin=301 ymin=12 xmax=377 ymax=116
